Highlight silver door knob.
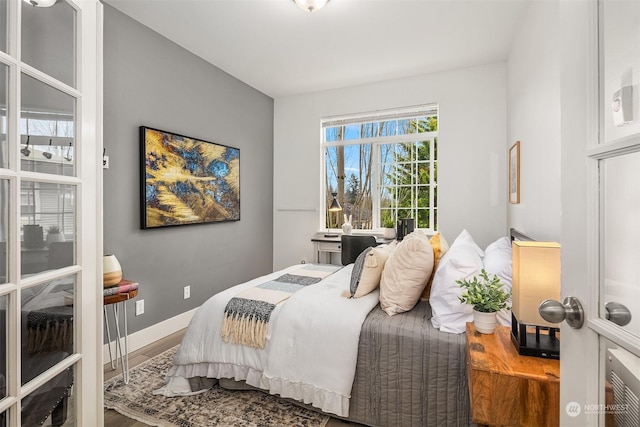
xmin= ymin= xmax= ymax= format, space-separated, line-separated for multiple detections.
xmin=605 ymin=302 xmax=631 ymax=327
xmin=538 ymin=297 xmax=585 ymax=329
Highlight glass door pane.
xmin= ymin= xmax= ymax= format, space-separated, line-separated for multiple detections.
xmin=0 ymin=179 xmax=7 ymax=284
xmin=601 ymin=152 xmax=640 ymax=339
xmin=600 ymin=0 xmax=640 ymax=144
xmin=21 ymin=275 xmax=75 ymax=384
xmin=0 ymin=62 xmax=7 ymax=170
xmin=20 ymin=181 xmax=75 ymax=277
xmin=21 ymin=364 xmax=74 ymax=426
xmin=0 ymin=294 xmax=6 ymax=402
xmin=21 ymin=1 xmax=76 ymax=88
xmin=0 ymin=0 xmax=7 ymax=54
xmin=20 ymin=73 xmax=76 ymax=177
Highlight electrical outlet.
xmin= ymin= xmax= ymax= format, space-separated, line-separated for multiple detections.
xmin=135 ymin=299 xmax=144 ymax=316
xmin=183 ymin=286 xmax=191 ymax=299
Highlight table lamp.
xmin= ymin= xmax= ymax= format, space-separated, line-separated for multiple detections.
xmin=324 ymin=192 xmax=342 ymax=237
xmin=510 ymin=241 xmax=561 ymax=359
xmin=103 ymin=254 xmax=122 ymax=287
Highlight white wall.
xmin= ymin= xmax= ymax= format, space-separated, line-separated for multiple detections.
xmin=506 ymin=0 xmax=561 ymax=241
xmin=273 ymin=63 xmax=508 ymax=269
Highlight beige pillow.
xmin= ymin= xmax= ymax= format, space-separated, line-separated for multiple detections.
xmin=353 ymin=242 xmax=396 ymax=298
xmin=380 ymin=231 xmax=435 ymax=315
xmin=419 ymin=232 xmax=450 ymax=300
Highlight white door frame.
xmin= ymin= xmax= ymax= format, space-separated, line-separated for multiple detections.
xmin=77 ymin=1 xmax=104 ymax=425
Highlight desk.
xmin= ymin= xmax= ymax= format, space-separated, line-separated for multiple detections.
xmin=311 ymin=233 xmax=392 ymax=264
xmin=104 ymin=288 xmax=138 ymax=384
xmin=466 ymin=323 xmax=560 ymax=426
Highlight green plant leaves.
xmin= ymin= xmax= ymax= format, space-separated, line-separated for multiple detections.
xmin=457 ymin=269 xmax=511 ymax=313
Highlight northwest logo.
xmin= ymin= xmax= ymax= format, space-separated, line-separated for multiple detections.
xmin=566 ymin=401 xmax=581 ymax=417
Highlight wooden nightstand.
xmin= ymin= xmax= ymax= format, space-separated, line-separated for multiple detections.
xmin=466 ymin=322 xmax=560 ymax=427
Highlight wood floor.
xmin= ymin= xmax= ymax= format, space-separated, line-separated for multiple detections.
xmin=103 ymin=329 xmax=358 ymax=426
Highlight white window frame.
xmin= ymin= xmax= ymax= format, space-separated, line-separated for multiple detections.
xmin=321 ymin=104 xmax=438 ymax=234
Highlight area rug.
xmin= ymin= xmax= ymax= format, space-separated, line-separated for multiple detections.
xmin=104 ymin=346 xmax=329 ymax=427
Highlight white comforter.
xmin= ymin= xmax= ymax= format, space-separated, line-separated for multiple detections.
xmin=153 ymin=264 xmax=380 ymax=417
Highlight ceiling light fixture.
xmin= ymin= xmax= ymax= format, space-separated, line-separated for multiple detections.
xmin=23 ymin=0 xmax=57 ymax=7
xmin=293 ymin=0 xmax=330 ymax=12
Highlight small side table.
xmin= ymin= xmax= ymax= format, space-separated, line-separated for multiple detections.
xmin=311 ymin=233 xmax=342 ymax=263
xmin=104 ymin=288 xmax=138 ymax=384
xmin=466 ymin=322 xmax=560 ymax=426
xmin=310 ymin=233 xmax=394 ymax=263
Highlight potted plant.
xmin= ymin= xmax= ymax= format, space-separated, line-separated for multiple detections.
xmin=457 ymin=269 xmax=511 ymax=334
xmin=381 ymin=218 xmax=396 ymax=239
xmin=46 ymin=225 xmax=66 ymax=244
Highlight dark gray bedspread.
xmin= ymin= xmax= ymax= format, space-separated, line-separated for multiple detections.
xmin=346 ymin=300 xmax=472 ymax=427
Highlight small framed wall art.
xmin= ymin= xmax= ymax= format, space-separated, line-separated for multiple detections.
xmin=509 ymin=141 xmax=520 ymax=204
xmin=140 ymin=126 xmax=240 ymax=229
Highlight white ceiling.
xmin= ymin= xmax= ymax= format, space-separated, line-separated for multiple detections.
xmin=103 ymin=0 xmax=531 ymax=98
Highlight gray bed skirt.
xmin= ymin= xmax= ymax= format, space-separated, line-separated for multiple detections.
xmin=220 ymin=300 xmax=472 ymax=426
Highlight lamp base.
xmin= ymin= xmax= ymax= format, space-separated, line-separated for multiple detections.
xmin=324 ymin=233 xmax=339 ymax=238
xmin=510 ymin=313 xmax=560 ymax=359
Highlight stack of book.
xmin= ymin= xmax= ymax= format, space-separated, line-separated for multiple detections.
xmin=104 ymin=279 xmax=138 ymax=296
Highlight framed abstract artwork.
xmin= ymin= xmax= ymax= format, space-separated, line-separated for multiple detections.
xmin=140 ymin=126 xmax=240 ymax=229
xmin=509 ymin=141 xmax=520 ymax=204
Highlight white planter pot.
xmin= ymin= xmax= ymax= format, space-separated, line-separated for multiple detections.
xmin=473 ymin=309 xmax=497 ymax=334
xmin=46 ymin=233 xmax=66 ymax=244
xmin=382 ymin=228 xmax=396 ymax=239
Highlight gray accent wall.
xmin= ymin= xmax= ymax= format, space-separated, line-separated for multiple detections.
xmin=103 ymin=4 xmax=274 ymax=337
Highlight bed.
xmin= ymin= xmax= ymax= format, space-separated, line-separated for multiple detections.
xmin=155 ymin=229 xmax=516 ymax=426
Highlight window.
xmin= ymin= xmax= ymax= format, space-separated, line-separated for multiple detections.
xmin=322 ymin=105 xmax=438 ymax=233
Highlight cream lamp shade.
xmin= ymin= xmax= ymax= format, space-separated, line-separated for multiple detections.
xmin=103 ymin=254 xmax=122 ymax=287
xmin=512 ymin=241 xmax=561 ymax=328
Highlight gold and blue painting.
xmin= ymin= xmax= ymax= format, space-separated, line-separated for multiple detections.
xmin=140 ymin=127 xmax=240 ymax=229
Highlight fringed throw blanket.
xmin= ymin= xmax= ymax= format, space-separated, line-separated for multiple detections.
xmin=221 ymin=264 xmax=341 ymax=348
xmin=26 ymin=305 xmax=74 ymax=354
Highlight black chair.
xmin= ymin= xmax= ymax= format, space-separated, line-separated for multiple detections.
xmin=0 ymin=309 xmax=72 ymax=427
xmin=341 ymin=235 xmax=377 ymax=265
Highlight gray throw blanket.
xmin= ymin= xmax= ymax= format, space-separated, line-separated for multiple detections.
xmin=221 ymin=264 xmax=341 ymax=348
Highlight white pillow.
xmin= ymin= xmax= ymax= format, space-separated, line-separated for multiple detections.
xmin=429 ymin=229 xmax=484 ymax=333
xmin=379 ymin=231 xmax=434 ymax=315
xmin=349 ymin=247 xmax=374 ymax=297
xmin=353 ymin=243 xmax=396 ymax=298
xmin=483 ymin=236 xmax=513 ymax=326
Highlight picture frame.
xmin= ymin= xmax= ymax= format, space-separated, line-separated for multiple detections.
xmin=509 ymin=141 xmax=520 ymax=204
xmin=140 ymin=126 xmax=240 ymax=229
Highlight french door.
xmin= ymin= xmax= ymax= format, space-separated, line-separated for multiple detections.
xmin=0 ymin=0 xmax=102 ymax=426
xmin=560 ymin=0 xmax=640 ymax=425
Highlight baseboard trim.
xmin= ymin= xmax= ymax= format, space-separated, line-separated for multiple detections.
xmin=102 ymin=308 xmax=197 ymax=363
